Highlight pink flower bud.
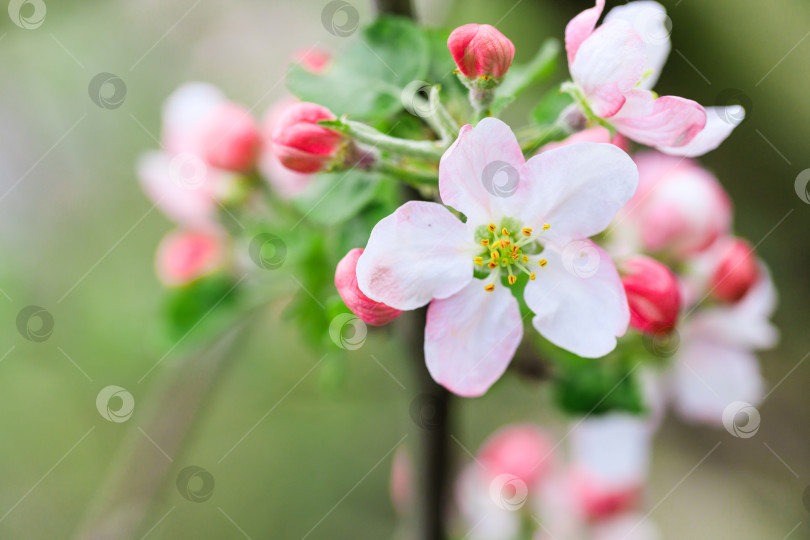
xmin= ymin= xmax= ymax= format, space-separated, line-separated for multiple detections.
xmin=271 ymin=102 xmax=342 ymax=173
xmin=710 ymin=238 xmax=759 ymax=303
xmin=293 ymin=48 xmax=331 ymax=73
xmin=570 ymin=469 xmax=642 ymax=522
xmin=447 ymin=24 xmax=515 ymax=79
xmin=621 ymin=256 xmax=680 ymax=334
xmin=477 ymin=424 xmax=554 ymax=489
xmin=156 ymin=228 xmax=225 ymax=286
xmin=335 ymin=248 xmax=402 ymax=326
xmin=197 ymin=103 xmax=262 ymax=172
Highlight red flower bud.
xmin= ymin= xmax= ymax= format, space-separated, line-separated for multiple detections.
xmin=156 ymin=228 xmax=225 ymax=286
xmin=197 ymin=103 xmax=262 ymax=172
xmin=710 ymin=238 xmax=759 ymax=303
xmin=447 ymin=24 xmax=515 ymax=79
xmin=271 ymin=102 xmax=342 ymax=173
xmin=621 ymin=256 xmax=680 ymax=334
xmin=335 ymin=248 xmax=402 ymax=326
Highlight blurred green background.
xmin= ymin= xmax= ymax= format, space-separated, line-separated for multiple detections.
xmin=1 ymin=0 xmax=809 ymax=538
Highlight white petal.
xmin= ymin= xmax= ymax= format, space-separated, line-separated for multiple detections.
xmin=439 ymin=118 xmax=527 ymax=225
xmin=425 ymin=281 xmax=523 ymax=397
xmin=670 ymin=340 xmax=764 ymax=426
xmin=525 ymin=242 xmax=629 ymax=358
xmin=657 ymin=106 xmax=745 ymax=157
xmin=455 ymin=465 xmax=521 ymax=540
xmin=356 ymin=201 xmax=473 ymax=311
xmin=162 ymin=82 xmax=226 ymax=154
xmin=605 ymin=1 xmax=671 ymax=89
xmin=521 ymin=142 xmax=638 ymax=246
xmin=570 ymin=414 xmax=652 ymax=486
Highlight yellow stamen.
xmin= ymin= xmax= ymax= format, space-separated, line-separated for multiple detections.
xmin=488 ymin=223 xmax=496 ymax=233
xmin=474 ymin=256 xmax=483 ymax=266
xmin=501 ymin=227 xmax=510 ymax=236
xmin=500 ymin=239 xmax=510 ymax=249
xmin=491 ymin=250 xmax=500 ymax=260
xmin=538 ymin=258 xmax=548 ymax=267
xmin=484 ymin=283 xmax=495 ymax=292
xmin=542 ymin=224 xmax=551 ymax=231
xmin=487 ymin=261 xmax=497 ymax=269
xmin=481 ymin=239 xmax=490 ymax=247
xmin=521 ymin=255 xmax=529 ymax=263
xmin=529 ymin=272 xmax=536 ymax=280
xmin=508 ymin=275 xmax=517 ymax=285
xmin=521 ymin=228 xmax=532 ymax=237
xmin=511 ymin=252 xmax=519 ymax=260
xmin=511 ymin=244 xmax=519 ymax=253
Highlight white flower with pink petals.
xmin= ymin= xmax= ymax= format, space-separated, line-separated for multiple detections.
xmin=565 ymin=1 xmax=744 ymax=156
xmin=356 ymin=118 xmax=637 ymax=396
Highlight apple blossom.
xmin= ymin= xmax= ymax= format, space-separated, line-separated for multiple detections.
xmin=565 ymin=1 xmax=743 ymax=156
xmin=708 ymin=237 xmax=760 ymax=303
xmin=197 ymin=103 xmax=262 ymax=172
xmin=335 ymin=248 xmax=402 ymax=326
xmin=621 ymin=256 xmax=680 ymax=334
xmin=477 ymin=424 xmax=554 ymax=489
xmin=539 ymin=126 xmax=629 ymax=154
xmin=271 ymin=102 xmax=343 ymax=173
xmin=447 ymin=24 xmax=515 ymax=80
xmin=356 ymin=118 xmax=637 ymax=396
xmin=156 ymin=228 xmax=226 ymax=286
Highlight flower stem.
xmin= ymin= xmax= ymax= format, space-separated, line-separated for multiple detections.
xmin=321 ymin=119 xmax=447 ymax=161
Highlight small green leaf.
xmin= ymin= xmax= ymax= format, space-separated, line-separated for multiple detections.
xmin=531 ymin=85 xmax=575 ymax=125
xmin=287 ymin=16 xmax=429 ymax=120
xmin=162 ymin=273 xmax=242 ymax=347
xmin=491 ymin=38 xmax=561 ymax=115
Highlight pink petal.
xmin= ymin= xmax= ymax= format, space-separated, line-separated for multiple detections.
xmin=565 ymin=0 xmax=606 ymax=65
xmin=356 ymin=201 xmax=473 ymax=311
xmin=521 ymin=142 xmax=638 ymax=246
xmin=439 ymin=118 xmax=526 ymax=225
xmin=611 ymin=92 xmax=707 ymax=147
xmin=525 ymin=242 xmax=629 ymax=358
xmin=570 ymin=20 xmax=646 ymax=118
xmin=161 ymin=82 xmax=225 ymax=155
xmin=604 ymin=1 xmax=672 ymax=89
xmin=657 ymin=105 xmax=745 ymax=157
xmin=425 ymin=281 xmax=523 ymax=397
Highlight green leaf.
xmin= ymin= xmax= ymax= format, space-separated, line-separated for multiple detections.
xmin=286 ymin=16 xmax=429 ymax=120
xmin=491 ymin=38 xmax=560 ymax=115
xmin=162 ymin=273 xmax=242 ymax=347
xmin=292 ymin=170 xmax=391 ymax=226
xmin=531 ymin=84 xmax=575 ymax=125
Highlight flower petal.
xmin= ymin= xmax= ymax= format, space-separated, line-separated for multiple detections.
xmin=356 ymin=201 xmax=473 ymax=311
xmin=670 ymin=340 xmax=764 ymax=426
xmin=604 ymin=1 xmax=671 ymax=89
xmin=162 ymin=82 xmax=226 ymax=155
xmin=425 ymin=281 xmax=523 ymax=397
xmin=571 ymin=20 xmax=646 ymax=118
xmin=525 ymin=242 xmax=629 ymax=358
xmin=520 ymin=142 xmax=638 ymax=246
xmin=439 ymin=118 xmax=526 ymax=225
xmin=657 ymin=106 xmax=745 ymax=157
xmin=565 ymin=0 xmax=606 ymax=65
xmin=611 ymin=92 xmax=706 ymax=147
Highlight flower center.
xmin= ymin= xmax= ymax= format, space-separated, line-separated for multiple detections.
xmin=473 ymin=220 xmax=551 ymax=292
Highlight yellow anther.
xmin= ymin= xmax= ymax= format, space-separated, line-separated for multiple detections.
xmin=488 ymin=223 xmax=497 ymax=233
xmin=529 ymin=272 xmax=536 ymax=280
xmin=491 ymin=250 xmax=500 ymax=260
xmin=487 ymin=261 xmax=497 ymax=269
xmin=508 ymin=275 xmax=517 ymax=285
xmin=474 ymin=256 xmax=483 ymax=266
xmin=501 ymin=227 xmax=510 ymax=236
xmin=522 ymin=255 xmax=529 ymax=263
xmin=511 ymin=244 xmax=519 ymax=253
xmin=521 ymin=228 xmax=532 ymax=237
xmin=511 ymin=252 xmax=519 ymax=260
xmin=484 ymin=283 xmax=495 ymax=292
xmin=542 ymin=224 xmax=551 ymax=231
xmin=538 ymin=258 xmax=548 ymax=267
xmin=500 ymin=239 xmax=511 ymax=249
xmin=481 ymin=239 xmax=490 ymax=247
